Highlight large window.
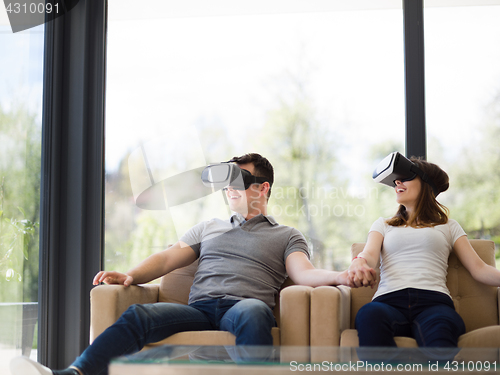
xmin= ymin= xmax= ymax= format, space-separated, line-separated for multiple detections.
xmin=0 ymin=0 xmax=494 ymax=368
xmin=0 ymin=15 xmax=43 ymax=375
xmin=425 ymin=3 xmax=500 ymax=253
xmin=105 ymin=1 xmax=404 ymax=272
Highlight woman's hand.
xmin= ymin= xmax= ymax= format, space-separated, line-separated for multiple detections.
xmin=334 ymin=270 xmax=357 ymax=287
xmin=93 ymin=271 xmax=134 ymax=287
xmin=347 ymin=231 xmax=383 ymax=288
xmin=348 ymin=258 xmax=377 ymax=288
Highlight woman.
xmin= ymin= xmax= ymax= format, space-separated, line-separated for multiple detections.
xmin=348 ymin=156 xmax=500 ymax=347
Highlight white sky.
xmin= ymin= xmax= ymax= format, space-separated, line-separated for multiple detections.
xmin=105 ymin=3 xmax=405 ymax=178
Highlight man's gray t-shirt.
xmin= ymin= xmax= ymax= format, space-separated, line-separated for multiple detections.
xmin=179 ymin=213 xmax=309 ymax=309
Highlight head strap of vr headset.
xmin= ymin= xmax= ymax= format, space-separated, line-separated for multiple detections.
xmin=409 ymin=164 xmax=440 ymax=197
xmin=226 ymin=160 xmax=270 ymax=186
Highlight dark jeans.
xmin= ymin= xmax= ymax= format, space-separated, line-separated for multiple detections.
xmin=72 ymin=298 xmax=275 ymax=375
xmin=355 ymin=288 xmax=465 ymax=347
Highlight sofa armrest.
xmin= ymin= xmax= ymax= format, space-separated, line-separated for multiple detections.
xmin=337 ymin=285 xmax=352 ymax=332
xmin=310 ymin=285 xmax=351 ymax=346
xmin=90 ymin=284 xmax=160 ymax=343
xmin=279 ymin=285 xmax=313 ymax=346
xmin=498 ymin=287 xmax=500 ymax=324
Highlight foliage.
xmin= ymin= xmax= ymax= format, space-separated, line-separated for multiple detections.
xmin=443 ymin=92 xmax=500 ymax=248
xmin=0 ymin=207 xmax=38 ymax=282
xmin=0 ymin=104 xmax=41 ymax=303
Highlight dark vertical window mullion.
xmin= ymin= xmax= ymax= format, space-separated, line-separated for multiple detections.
xmin=38 ymin=11 xmax=60 ymax=366
xmin=39 ymin=0 xmax=107 ymax=368
xmin=403 ymin=0 xmax=427 ymax=159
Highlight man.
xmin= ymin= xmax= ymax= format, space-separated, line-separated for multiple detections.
xmin=12 ymin=153 xmax=374 ymax=375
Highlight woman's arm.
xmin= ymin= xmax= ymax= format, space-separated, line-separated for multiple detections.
xmin=453 ymin=236 xmax=500 ymax=286
xmin=347 ymin=231 xmax=383 ymax=288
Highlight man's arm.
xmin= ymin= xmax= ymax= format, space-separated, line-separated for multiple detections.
xmin=285 ymin=252 xmax=362 ymax=287
xmin=93 ymin=241 xmax=197 ymax=287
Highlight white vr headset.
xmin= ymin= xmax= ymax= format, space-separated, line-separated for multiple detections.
xmin=201 ymin=162 xmax=269 ymax=191
xmin=373 ymin=152 xmax=440 ymax=196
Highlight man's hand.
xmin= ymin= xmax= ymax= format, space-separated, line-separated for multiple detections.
xmin=335 ymin=270 xmax=357 ymax=287
xmin=93 ymin=271 xmax=134 ymax=287
xmin=91 ymin=242 xmax=196 ymax=287
xmin=347 ymin=258 xmax=377 ymax=288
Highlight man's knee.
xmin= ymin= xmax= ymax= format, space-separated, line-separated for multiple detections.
xmin=119 ymin=303 xmax=155 ymax=327
xmin=235 ymin=299 xmax=273 ymax=319
xmin=226 ymin=299 xmax=275 ymax=328
xmin=221 ymin=299 xmax=274 ymax=345
xmin=123 ymin=303 xmax=145 ymax=316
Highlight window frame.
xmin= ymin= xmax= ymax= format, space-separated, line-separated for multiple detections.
xmin=38 ymin=0 xmax=107 ymax=368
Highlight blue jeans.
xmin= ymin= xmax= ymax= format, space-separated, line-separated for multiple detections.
xmin=72 ymin=298 xmax=275 ymax=375
xmin=355 ymin=288 xmax=465 ymax=347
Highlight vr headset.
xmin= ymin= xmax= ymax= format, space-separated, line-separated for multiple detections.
xmin=201 ymin=162 xmax=269 ymax=191
xmin=373 ymin=152 xmax=440 ymax=196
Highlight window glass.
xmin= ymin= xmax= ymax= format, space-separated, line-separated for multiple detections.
xmin=0 ymin=18 xmax=43 ymax=373
xmin=425 ymin=3 xmax=500 ymax=257
xmin=105 ymin=1 xmax=404 ymax=274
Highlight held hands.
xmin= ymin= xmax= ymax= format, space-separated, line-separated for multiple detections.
xmin=93 ymin=271 xmax=134 ymax=287
xmin=347 ymin=257 xmax=377 ymax=288
xmin=335 ymin=270 xmax=357 ymax=288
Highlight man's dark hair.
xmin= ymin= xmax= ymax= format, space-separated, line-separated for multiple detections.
xmin=229 ymin=153 xmax=274 ymax=199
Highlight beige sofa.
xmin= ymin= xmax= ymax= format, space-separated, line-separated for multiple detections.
xmin=90 ymin=260 xmax=314 ymax=348
xmin=310 ymin=239 xmax=500 ymax=348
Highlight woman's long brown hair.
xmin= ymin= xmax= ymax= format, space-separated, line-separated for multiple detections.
xmin=386 ymin=157 xmax=450 ymax=228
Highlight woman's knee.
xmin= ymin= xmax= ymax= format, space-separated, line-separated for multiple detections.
xmin=418 ymin=305 xmax=464 ymax=330
xmin=414 ymin=306 xmax=465 ymax=346
xmin=356 ymin=302 xmax=391 ymax=328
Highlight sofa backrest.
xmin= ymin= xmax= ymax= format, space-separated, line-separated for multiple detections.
xmin=350 ymin=239 xmax=498 ymax=332
xmin=158 ymin=259 xmax=293 ymax=326
xmin=159 ymin=260 xmax=198 ymax=305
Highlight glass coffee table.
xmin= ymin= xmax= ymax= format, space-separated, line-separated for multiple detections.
xmin=110 ymin=345 xmax=500 ymax=374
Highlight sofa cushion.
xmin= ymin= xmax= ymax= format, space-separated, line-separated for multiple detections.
xmin=458 ymin=325 xmax=500 ymax=347
xmin=145 ymin=327 xmax=281 ymax=348
xmin=340 ymin=329 xmax=418 ymax=347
